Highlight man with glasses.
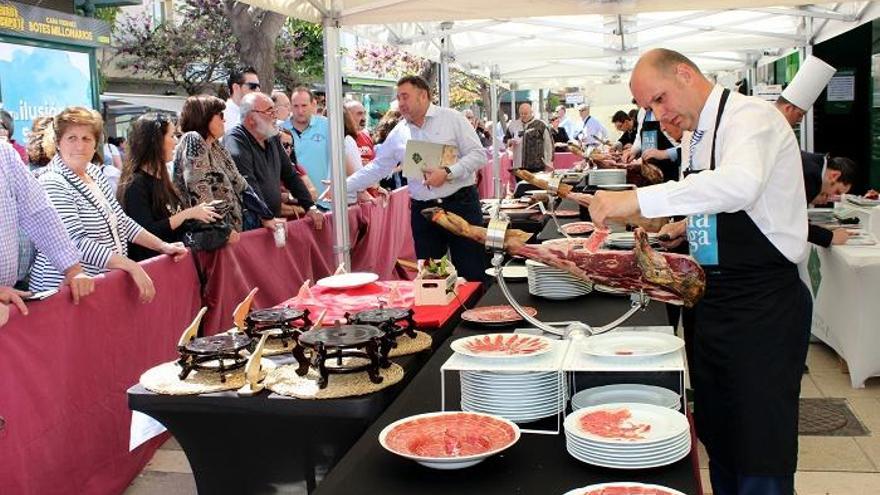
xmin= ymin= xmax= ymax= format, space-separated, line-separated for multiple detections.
xmin=225 ymin=93 xmax=323 ymax=229
xmin=223 ymin=66 xmax=261 ymax=133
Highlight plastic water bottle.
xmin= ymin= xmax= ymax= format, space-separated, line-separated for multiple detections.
xmin=274 ymin=222 xmax=286 ymax=248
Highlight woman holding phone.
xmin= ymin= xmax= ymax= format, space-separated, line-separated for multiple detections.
xmin=117 ymin=113 xmax=221 ymax=261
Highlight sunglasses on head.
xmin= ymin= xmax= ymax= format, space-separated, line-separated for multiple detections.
xmin=243 ymin=82 xmax=261 ymax=90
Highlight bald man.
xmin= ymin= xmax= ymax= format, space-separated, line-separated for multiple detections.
xmin=590 ymin=49 xmax=809 ymax=495
xmin=504 ymin=102 xmax=553 ymax=172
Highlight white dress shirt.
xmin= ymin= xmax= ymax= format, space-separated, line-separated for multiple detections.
xmin=560 ymin=117 xmax=581 ymax=142
xmin=223 ymin=99 xmax=241 ymax=133
xmin=630 ymin=108 xmax=676 ymax=156
xmin=578 ymin=115 xmax=608 ymax=146
xmin=347 ymin=104 xmax=486 ymax=201
xmin=637 ymin=85 xmax=808 ymax=263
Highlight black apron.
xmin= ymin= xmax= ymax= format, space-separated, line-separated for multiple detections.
xmin=640 ymin=111 xmax=678 ymax=182
xmin=686 ymin=89 xmax=812 ymax=476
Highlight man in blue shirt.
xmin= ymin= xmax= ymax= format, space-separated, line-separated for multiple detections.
xmin=290 ymin=86 xmax=330 ymax=206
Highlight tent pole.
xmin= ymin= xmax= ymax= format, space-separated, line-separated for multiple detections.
xmin=440 ymin=22 xmax=452 ymax=107
xmin=804 ymin=16 xmax=815 ymax=153
xmin=323 ymin=9 xmax=351 ymax=268
xmin=490 ymin=65 xmax=501 ymax=198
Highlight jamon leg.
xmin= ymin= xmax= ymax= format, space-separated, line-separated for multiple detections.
xmin=422 ymin=208 xmax=706 ymax=307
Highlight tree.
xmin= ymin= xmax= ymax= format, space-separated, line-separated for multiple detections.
xmin=114 ymin=0 xmax=239 ymax=95
xmin=275 ymin=19 xmax=325 ymax=91
xmin=353 ymin=42 xmax=437 ymax=95
xmin=223 ymin=0 xmax=286 ymax=95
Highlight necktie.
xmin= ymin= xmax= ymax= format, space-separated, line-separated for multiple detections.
xmin=688 ymin=129 xmax=705 ymax=170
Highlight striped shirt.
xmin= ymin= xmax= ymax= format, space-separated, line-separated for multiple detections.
xmin=0 ymin=144 xmax=80 ymax=286
xmin=29 ymin=156 xmax=144 ymax=291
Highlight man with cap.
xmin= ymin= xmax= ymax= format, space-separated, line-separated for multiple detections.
xmin=575 ymin=102 xmax=608 ymax=147
xmin=590 ymin=48 xmax=810 ymax=495
xmin=773 ymin=55 xmax=849 ymax=247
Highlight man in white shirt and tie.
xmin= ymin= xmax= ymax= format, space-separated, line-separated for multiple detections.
xmin=575 ymin=103 xmax=608 ymax=147
xmin=590 ymin=48 xmax=810 ymax=495
xmin=346 ymin=75 xmax=489 ymax=281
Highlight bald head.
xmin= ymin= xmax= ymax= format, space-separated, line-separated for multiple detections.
xmin=629 ymin=48 xmax=713 ymax=132
xmin=518 ymin=102 xmax=533 ymax=122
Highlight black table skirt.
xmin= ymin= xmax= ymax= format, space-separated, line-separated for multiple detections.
xmin=313 ymin=283 xmax=700 ymax=495
xmin=127 ymin=288 xmax=481 ymax=495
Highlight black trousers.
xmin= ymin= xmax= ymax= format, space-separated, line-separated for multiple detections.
xmin=410 ymin=186 xmax=489 ymax=283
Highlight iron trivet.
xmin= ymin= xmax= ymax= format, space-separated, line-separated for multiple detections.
xmin=292 ymin=323 xmax=391 ymax=388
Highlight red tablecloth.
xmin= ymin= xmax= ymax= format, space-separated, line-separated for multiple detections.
xmin=278 ymin=280 xmax=481 ymax=329
xmin=0 ymin=188 xmax=419 ymax=494
xmin=553 ymin=152 xmax=581 ymax=169
xmin=478 ymin=155 xmax=514 ymax=199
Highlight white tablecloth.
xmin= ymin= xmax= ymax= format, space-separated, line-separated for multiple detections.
xmin=801 ymin=243 xmax=880 ymax=388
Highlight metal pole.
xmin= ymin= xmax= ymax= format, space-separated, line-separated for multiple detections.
xmin=323 ymin=11 xmax=351 ymax=268
xmin=440 ymin=22 xmax=452 ymax=107
xmin=490 ymin=65 xmax=501 ymax=198
xmin=804 ymin=16 xmax=815 ymax=152
xmin=798 ymin=45 xmax=807 ymax=151
xmin=538 ymin=88 xmax=544 ymax=119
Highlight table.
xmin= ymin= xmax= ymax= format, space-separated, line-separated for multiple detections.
xmin=313 ymin=283 xmax=701 ymax=495
xmin=802 ymin=242 xmax=880 ymax=387
xmin=127 ymin=288 xmax=480 ymax=495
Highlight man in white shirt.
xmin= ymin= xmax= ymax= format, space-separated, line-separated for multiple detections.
xmin=556 ymin=104 xmax=581 ymax=143
xmin=575 ymin=103 xmax=608 ymax=147
xmin=505 ymin=102 xmax=553 ymax=172
xmin=346 ymin=75 xmax=488 ymax=281
xmin=223 ymin=67 xmax=260 ymax=133
xmin=590 ymin=49 xmax=810 ymax=495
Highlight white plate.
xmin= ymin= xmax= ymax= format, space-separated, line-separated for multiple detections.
xmin=566 ymin=443 xmax=690 ymax=470
xmin=565 ymin=402 xmax=690 ymax=445
xmin=451 ymin=333 xmax=556 ymax=360
xmin=596 ymin=184 xmax=635 ymax=190
xmin=562 ymin=482 xmax=687 ymax=495
xmin=484 ymin=265 xmax=529 ymax=279
xmin=581 ymin=331 xmax=684 ymax=358
xmin=524 ymin=189 xmax=548 ymax=195
xmin=571 ymin=384 xmax=680 ymax=410
xmin=316 ymin=272 xmax=379 ymax=290
xmin=379 ymin=411 xmax=520 ymax=470
xmin=566 ymin=433 xmax=690 ymax=458
xmin=462 ymin=403 xmax=561 ymax=423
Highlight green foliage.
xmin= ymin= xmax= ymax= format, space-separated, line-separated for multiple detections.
xmin=275 ymin=18 xmax=324 ymax=90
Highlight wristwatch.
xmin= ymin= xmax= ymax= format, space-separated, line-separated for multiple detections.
xmin=442 ymin=166 xmax=452 ymax=178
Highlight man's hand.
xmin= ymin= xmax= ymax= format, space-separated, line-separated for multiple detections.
xmin=831 ymin=228 xmax=852 ymax=245
xmin=63 ymin=264 xmax=95 ymax=304
xmin=588 ymin=190 xmax=641 ymax=229
xmin=0 ymin=303 xmax=9 ymax=327
xmin=0 ymin=286 xmax=28 ymax=315
xmin=307 ymin=208 xmax=324 ymax=231
xmin=622 ymin=148 xmax=636 ymax=164
xmin=658 ymin=220 xmax=687 ymax=249
xmin=641 ymin=148 xmax=668 ymax=162
xmin=159 ymin=242 xmax=188 ymax=262
xmin=423 ymin=167 xmax=449 ymax=188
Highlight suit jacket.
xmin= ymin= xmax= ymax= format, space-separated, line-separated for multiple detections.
xmin=801 ymin=151 xmax=833 ymax=248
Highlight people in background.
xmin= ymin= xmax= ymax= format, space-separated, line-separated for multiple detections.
xmin=30 ymin=107 xmax=186 ymax=301
xmin=223 ymin=66 xmax=260 ymax=133
xmin=555 ymin=104 xmax=581 ymax=143
xmin=373 ymin=106 xmax=406 ymax=191
xmin=575 ymin=103 xmax=608 ymax=147
xmin=290 ymin=86 xmax=329 ymax=206
xmin=0 ymin=110 xmax=27 ymax=163
xmin=174 ymin=95 xmax=248 ymax=232
xmin=505 ymin=102 xmax=553 ymax=172
xmin=25 ymin=116 xmax=55 ymax=173
xmin=463 ymin=109 xmax=492 ymax=148
xmin=0 ymin=141 xmax=95 ymax=318
xmin=117 ymin=113 xmax=222 ymax=261
xmin=272 ymin=90 xmax=292 ymax=130
xmin=344 ymin=99 xmax=376 ymax=165
xmin=775 ymin=55 xmax=836 ymax=128
xmin=549 ymin=115 xmax=570 ymax=149
xmin=225 ymin=92 xmax=322 ymax=228
xmin=279 ymin=127 xmax=318 ymax=201
xmin=102 ymin=136 xmax=123 ymax=193
xmin=801 ymin=152 xmax=856 ymax=247
xmin=611 ymin=110 xmax=638 ymax=147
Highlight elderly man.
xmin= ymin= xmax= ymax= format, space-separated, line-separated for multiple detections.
xmin=272 ymin=90 xmax=292 ymax=130
xmin=590 ymin=49 xmax=810 ymax=495
xmin=290 ymin=87 xmax=330 ymax=204
xmin=225 ymin=93 xmax=323 ymax=230
xmin=0 ymin=142 xmax=94 ymax=325
xmin=344 ymin=99 xmax=375 ymax=165
xmin=223 ymin=66 xmax=261 ymax=132
xmin=505 ymin=102 xmax=553 ymax=172
xmin=575 ymin=103 xmax=608 ymax=147
xmin=345 ymin=75 xmax=488 ymax=281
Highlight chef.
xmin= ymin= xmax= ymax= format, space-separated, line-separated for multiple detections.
xmin=773 ymin=55 xmax=850 ymax=247
xmin=590 ymin=49 xmax=810 ymax=495
xmin=622 ymin=107 xmax=680 ymax=182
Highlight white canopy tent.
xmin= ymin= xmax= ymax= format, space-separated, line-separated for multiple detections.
xmin=238 ymin=0 xmax=879 ymax=265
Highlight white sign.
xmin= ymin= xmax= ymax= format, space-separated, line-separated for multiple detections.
xmin=827 ymin=72 xmax=855 ymax=102
xmin=565 ymin=93 xmax=584 ymax=105
xmin=754 ymin=84 xmax=783 ymax=102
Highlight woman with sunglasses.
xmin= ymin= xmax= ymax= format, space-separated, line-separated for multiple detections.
xmin=117 ymin=113 xmax=221 ymax=261
xmin=278 ymin=127 xmax=318 ymax=201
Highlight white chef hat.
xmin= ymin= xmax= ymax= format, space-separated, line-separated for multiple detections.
xmin=780 ymin=56 xmax=836 ymax=111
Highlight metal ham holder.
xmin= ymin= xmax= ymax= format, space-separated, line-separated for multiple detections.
xmin=485 ymin=213 xmax=650 ymax=339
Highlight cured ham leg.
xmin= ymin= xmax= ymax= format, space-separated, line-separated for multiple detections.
xmin=423 ymin=208 xmax=705 ymax=307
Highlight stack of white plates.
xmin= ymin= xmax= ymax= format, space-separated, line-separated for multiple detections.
xmin=564 ymin=403 xmax=691 ymax=469
xmin=460 ymin=370 xmax=566 ymax=423
xmin=526 ymin=259 xmax=592 ymax=300
xmin=571 ymin=384 xmax=681 ymax=411
xmin=588 ymin=169 xmax=626 ymax=186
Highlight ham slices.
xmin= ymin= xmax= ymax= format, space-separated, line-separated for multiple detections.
xmin=383 ymin=412 xmax=518 ymax=458
xmin=578 ymin=408 xmax=652 ymax=441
